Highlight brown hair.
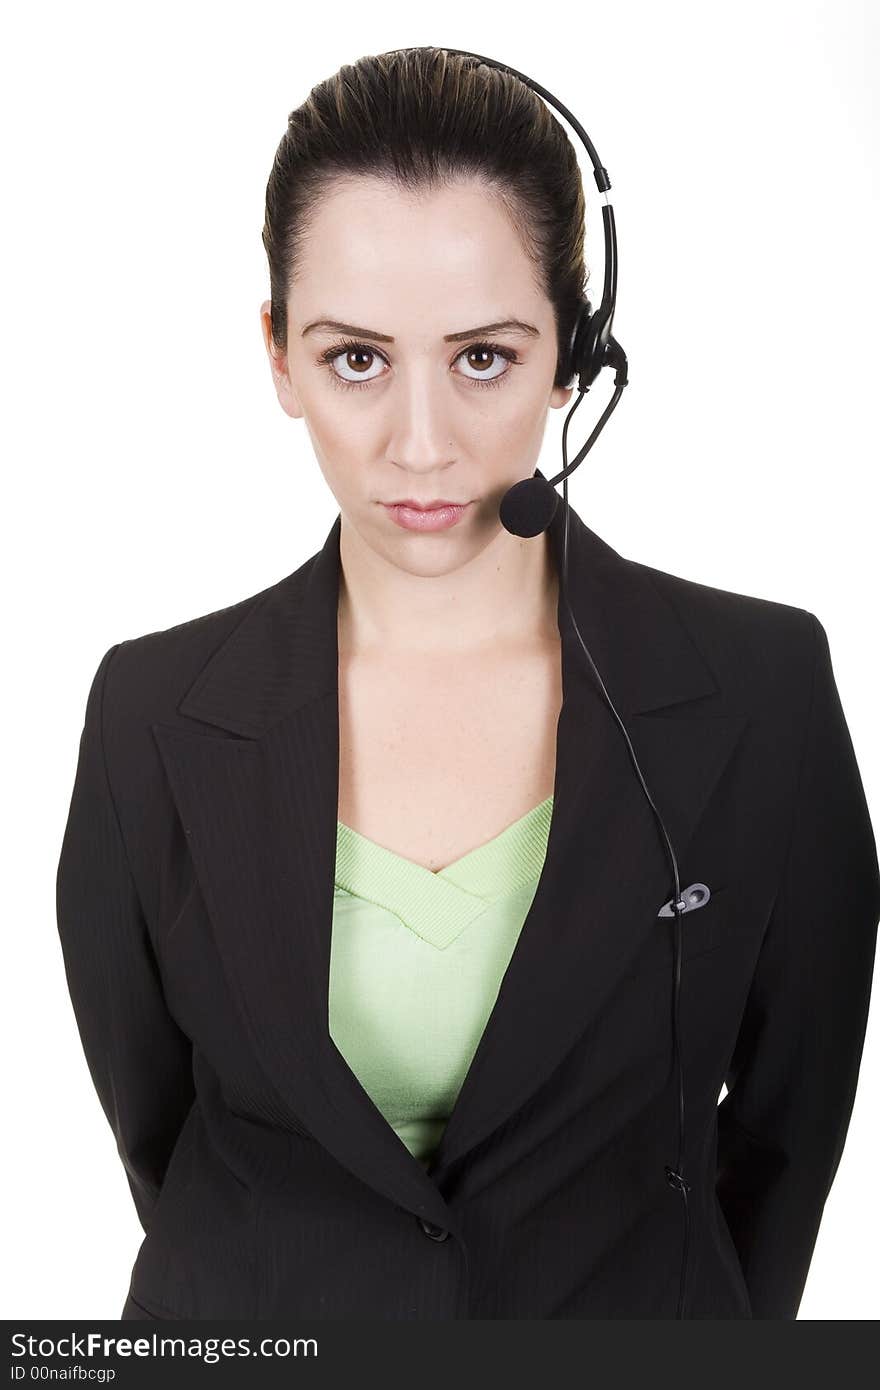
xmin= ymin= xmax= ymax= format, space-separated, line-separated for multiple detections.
xmin=262 ymin=46 xmax=589 ymax=391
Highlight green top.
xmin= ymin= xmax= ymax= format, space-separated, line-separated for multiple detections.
xmin=328 ymin=796 xmax=554 ymax=1169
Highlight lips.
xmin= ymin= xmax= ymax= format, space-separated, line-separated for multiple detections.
xmin=382 ymin=500 xmax=471 ymax=532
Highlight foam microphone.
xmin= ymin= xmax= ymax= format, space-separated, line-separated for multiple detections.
xmin=498 ymin=470 xmax=560 ymax=538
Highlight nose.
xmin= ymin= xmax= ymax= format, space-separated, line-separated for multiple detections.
xmin=386 ymin=364 xmax=458 ymax=475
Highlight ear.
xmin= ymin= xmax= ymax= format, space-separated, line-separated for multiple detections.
xmin=260 ymin=300 xmax=304 ymax=420
xmin=549 ymin=383 xmax=575 ymax=409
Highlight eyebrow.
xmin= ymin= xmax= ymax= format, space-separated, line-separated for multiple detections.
xmin=300 ymin=317 xmax=541 ymax=344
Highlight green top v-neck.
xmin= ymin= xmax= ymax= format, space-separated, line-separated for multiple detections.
xmin=328 ymin=796 xmax=554 ymax=1169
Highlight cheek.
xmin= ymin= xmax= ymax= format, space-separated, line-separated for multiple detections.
xmin=301 ymin=414 xmax=361 ymax=497
xmin=302 ymin=398 xmax=350 ymax=451
xmin=480 ymin=396 xmax=548 ymax=469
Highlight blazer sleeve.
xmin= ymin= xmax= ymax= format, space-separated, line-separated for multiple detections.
xmin=55 ymin=641 xmax=196 ymax=1235
xmin=715 ymin=611 xmax=880 ymax=1318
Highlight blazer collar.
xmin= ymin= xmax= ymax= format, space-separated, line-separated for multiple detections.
xmin=152 ymin=480 xmax=747 ymax=1239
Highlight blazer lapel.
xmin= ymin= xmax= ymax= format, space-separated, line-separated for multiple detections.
xmin=151 ymin=483 xmax=747 ymax=1234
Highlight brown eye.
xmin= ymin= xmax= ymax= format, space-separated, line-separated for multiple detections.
xmin=450 ymin=344 xmax=517 ymax=389
xmin=458 ymin=350 xmax=500 ymax=383
xmin=325 ymin=344 xmax=385 ymax=385
xmin=344 ymin=347 xmax=375 ymax=374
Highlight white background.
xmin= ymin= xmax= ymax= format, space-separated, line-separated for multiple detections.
xmin=2 ymin=0 xmax=877 ymax=1322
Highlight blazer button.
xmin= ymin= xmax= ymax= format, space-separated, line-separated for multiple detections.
xmin=417 ymin=1216 xmax=449 ymax=1241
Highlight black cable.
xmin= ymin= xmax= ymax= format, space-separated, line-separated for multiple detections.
xmin=557 ymin=382 xmax=692 ymax=1319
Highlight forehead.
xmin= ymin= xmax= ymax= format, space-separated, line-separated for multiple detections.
xmin=293 ymin=175 xmax=540 ymax=312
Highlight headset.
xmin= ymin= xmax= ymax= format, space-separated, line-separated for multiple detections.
xmin=380 ymin=46 xmax=694 ymax=1319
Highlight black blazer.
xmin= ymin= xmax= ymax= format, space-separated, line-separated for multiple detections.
xmin=55 ymin=499 xmax=880 ymax=1321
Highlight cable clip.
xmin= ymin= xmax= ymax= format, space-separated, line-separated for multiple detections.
xmin=665 ymin=1165 xmax=691 ymax=1194
xmin=657 ymin=882 xmax=712 ymax=917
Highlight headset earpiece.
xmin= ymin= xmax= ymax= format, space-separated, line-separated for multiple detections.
xmin=567 ymin=296 xmax=594 ymax=391
xmin=569 ymin=293 xmax=620 ymax=395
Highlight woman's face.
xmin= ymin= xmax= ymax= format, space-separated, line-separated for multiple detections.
xmin=261 ymin=174 xmax=573 ymax=576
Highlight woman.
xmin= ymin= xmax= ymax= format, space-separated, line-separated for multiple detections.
xmin=56 ymin=47 xmax=880 ymax=1321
